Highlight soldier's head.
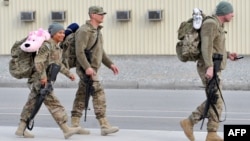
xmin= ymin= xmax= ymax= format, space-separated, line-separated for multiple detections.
xmin=215 ymin=1 xmax=234 ymax=23
xmin=48 ymin=23 xmax=65 ymax=43
xmin=88 ymin=6 xmax=106 ymax=24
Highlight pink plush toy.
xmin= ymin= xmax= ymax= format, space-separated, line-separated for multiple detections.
xmin=20 ymin=28 xmax=50 ymax=52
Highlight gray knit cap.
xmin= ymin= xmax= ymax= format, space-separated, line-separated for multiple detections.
xmin=48 ymin=23 xmax=64 ymax=36
xmin=216 ymin=1 xmax=233 ymax=16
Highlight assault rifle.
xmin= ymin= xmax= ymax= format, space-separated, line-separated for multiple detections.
xmin=82 ymin=72 xmax=94 ymax=122
xmin=26 ymin=63 xmax=61 ymax=130
xmin=80 ymin=31 xmax=98 ymax=122
xmin=200 ymin=53 xmax=223 ymax=130
xmin=80 ymin=49 xmax=95 ymax=122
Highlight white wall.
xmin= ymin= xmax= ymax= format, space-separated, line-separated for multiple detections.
xmin=0 ymin=0 xmax=249 ymax=55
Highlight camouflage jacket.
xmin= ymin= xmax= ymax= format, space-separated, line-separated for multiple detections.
xmin=34 ymin=39 xmax=71 ymax=80
xmin=200 ymin=15 xmax=228 ymax=70
xmin=75 ymin=20 xmax=113 ymax=72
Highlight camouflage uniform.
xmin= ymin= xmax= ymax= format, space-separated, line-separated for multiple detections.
xmin=72 ymin=20 xmax=113 ymax=118
xmin=71 ymin=20 xmax=118 ymax=135
xmin=190 ymin=15 xmax=228 ymax=132
xmin=20 ymin=39 xmax=71 ymax=123
xmin=16 ymin=39 xmax=80 ymax=139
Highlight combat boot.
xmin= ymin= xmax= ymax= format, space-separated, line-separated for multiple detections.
xmin=180 ymin=118 xmax=195 ymax=141
xmin=206 ymin=132 xmax=223 ymax=141
xmin=98 ymin=118 xmax=119 ymax=136
xmin=59 ymin=123 xmax=81 ymax=139
xmin=15 ymin=120 xmax=34 ymax=138
xmin=71 ymin=117 xmax=90 ymax=134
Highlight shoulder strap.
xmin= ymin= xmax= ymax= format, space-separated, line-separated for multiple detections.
xmin=203 ymin=16 xmax=220 ymax=27
xmin=87 ymin=30 xmax=99 ymax=51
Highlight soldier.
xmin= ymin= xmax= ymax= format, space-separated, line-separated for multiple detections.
xmin=180 ymin=1 xmax=238 ymax=141
xmin=70 ymin=6 xmax=119 ymax=136
xmin=15 ymin=23 xmax=80 ymax=139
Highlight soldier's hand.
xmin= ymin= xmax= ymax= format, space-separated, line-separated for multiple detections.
xmin=110 ymin=64 xmax=119 ymax=75
xmin=40 ymin=77 xmax=47 ymax=86
xmin=205 ymin=67 xmax=213 ymax=80
xmin=69 ymin=73 xmax=75 ymax=81
xmin=229 ymin=52 xmax=237 ymax=61
xmin=85 ymin=67 xmax=96 ymax=79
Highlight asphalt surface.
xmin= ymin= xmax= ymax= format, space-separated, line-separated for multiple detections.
xmin=0 ymin=55 xmax=249 ymax=90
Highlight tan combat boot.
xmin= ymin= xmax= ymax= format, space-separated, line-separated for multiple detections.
xmin=98 ymin=118 xmax=119 ymax=136
xmin=59 ymin=123 xmax=81 ymax=139
xmin=206 ymin=132 xmax=223 ymax=141
xmin=180 ymin=118 xmax=195 ymax=141
xmin=15 ymin=120 xmax=34 ymax=138
xmin=71 ymin=117 xmax=90 ymax=134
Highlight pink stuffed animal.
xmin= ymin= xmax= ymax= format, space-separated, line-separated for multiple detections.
xmin=20 ymin=28 xmax=50 ymax=52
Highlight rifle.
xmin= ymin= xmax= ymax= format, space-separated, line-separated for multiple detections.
xmin=82 ymin=72 xmax=95 ymax=122
xmin=79 ymin=31 xmax=99 ymax=122
xmin=200 ymin=53 xmax=223 ymax=130
xmin=79 ymin=48 xmax=95 ymax=122
xmin=26 ymin=63 xmax=61 ymax=130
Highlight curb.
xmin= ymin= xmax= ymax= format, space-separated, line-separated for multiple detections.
xmin=1 ymin=81 xmax=249 ymax=90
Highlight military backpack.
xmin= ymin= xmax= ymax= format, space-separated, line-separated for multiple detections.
xmin=61 ymin=23 xmax=99 ymax=69
xmin=61 ymin=23 xmax=80 ymax=69
xmin=9 ymin=37 xmax=36 ymax=79
xmin=176 ymin=9 xmax=213 ymax=62
xmin=9 ymin=38 xmax=51 ymax=79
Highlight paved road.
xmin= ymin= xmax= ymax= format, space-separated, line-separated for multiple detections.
xmin=1 ymin=88 xmax=250 ymax=131
xmin=1 ymin=88 xmax=249 ymax=140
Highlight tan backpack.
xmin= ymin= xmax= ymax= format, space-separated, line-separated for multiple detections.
xmin=61 ymin=32 xmax=77 ymax=69
xmin=9 ymin=38 xmax=51 ymax=79
xmin=61 ymin=23 xmax=99 ymax=69
xmin=9 ymin=37 xmax=36 ymax=79
xmin=176 ymin=11 xmax=213 ymax=62
xmin=60 ymin=23 xmax=80 ymax=69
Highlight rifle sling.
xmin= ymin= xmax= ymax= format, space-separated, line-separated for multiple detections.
xmin=86 ymin=30 xmax=99 ymax=52
xmin=206 ymin=75 xmax=227 ymax=123
xmin=213 ymin=76 xmax=227 ymax=122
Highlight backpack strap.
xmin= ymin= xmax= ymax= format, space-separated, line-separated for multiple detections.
xmin=86 ymin=30 xmax=99 ymax=52
xmin=203 ymin=15 xmax=220 ymax=29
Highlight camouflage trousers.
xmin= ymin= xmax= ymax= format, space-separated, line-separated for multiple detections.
xmin=188 ymin=59 xmax=224 ymax=132
xmin=20 ymin=78 xmax=68 ymax=125
xmin=71 ymin=67 xmax=107 ymax=119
